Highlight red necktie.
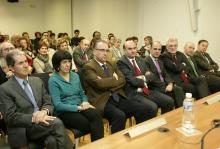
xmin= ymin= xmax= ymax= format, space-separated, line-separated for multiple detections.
xmin=132 ymin=60 xmax=149 ymax=94
xmin=82 ymin=52 xmax=88 ymax=61
xmin=172 ymin=54 xmax=189 ymax=85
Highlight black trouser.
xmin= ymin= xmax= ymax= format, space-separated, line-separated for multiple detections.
xmin=104 ymin=96 xmax=150 ymax=134
xmin=59 ymin=108 xmax=104 ymax=142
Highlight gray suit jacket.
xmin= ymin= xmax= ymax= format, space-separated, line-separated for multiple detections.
xmin=0 ymin=76 xmax=54 ymax=147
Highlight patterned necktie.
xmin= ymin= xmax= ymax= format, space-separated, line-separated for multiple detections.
xmin=102 ymin=64 xmax=119 ymax=102
xmin=172 ymin=54 xmax=189 ymax=84
xmin=187 ymin=57 xmax=199 ymax=77
xmin=82 ymin=52 xmax=88 ymax=61
xmin=23 ymin=80 xmax=39 ymax=112
xmin=131 ymin=60 xmax=149 ymax=95
xmin=154 ymin=59 xmax=164 ymax=82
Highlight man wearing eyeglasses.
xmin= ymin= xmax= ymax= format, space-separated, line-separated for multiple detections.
xmin=145 ymin=41 xmax=185 ymax=108
xmin=161 ymin=38 xmax=209 ymax=99
xmin=83 ymin=40 xmax=150 ymax=134
xmin=117 ymin=40 xmax=174 ymax=115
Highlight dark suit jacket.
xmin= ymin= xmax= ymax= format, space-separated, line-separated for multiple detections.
xmin=73 ymin=47 xmax=93 ymax=70
xmin=145 ymin=56 xmax=173 ymax=92
xmin=184 ymin=56 xmax=202 ymax=77
xmin=117 ymin=56 xmax=156 ymax=96
xmin=0 ymin=66 xmax=8 ymax=85
xmin=193 ymin=50 xmax=219 ymax=75
xmin=83 ymin=59 xmax=126 ymax=112
xmin=0 ymin=76 xmax=53 ymax=147
xmin=161 ymin=51 xmax=190 ymax=85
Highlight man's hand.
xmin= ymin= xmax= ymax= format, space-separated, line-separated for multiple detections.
xmin=113 ymin=72 xmax=118 ymax=80
xmin=136 ymin=75 xmax=145 ymax=81
xmin=165 ymin=83 xmax=173 ymax=92
xmin=145 ymin=71 xmax=151 ymax=76
xmin=32 ymin=110 xmax=56 ymax=124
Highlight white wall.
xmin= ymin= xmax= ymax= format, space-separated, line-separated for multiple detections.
xmin=44 ymin=0 xmax=72 ymax=36
xmin=0 ymin=0 xmax=72 ymax=38
xmin=0 ymin=0 xmax=220 ymax=63
xmin=72 ymin=0 xmax=141 ymax=41
xmin=0 ymin=0 xmax=45 ymax=38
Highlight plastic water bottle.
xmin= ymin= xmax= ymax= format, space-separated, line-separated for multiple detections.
xmin=182 ymin=93 xmax=196 ymax=133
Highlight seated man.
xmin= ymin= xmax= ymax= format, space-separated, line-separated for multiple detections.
xmin=73 ymin=38 xmax=93 ymax=72
xmin=161 ymin=38 xmax=209 ymax=99
xmin=184 ymin=42 xmax=220 ymax=93
xmin=83 ymin=40 xmax=150 ymax=134
xmin=193 ymin=39 xmax=220 ymax=77
xmin=117 ymin=40 xmax=174 ymax=114
xmin=0 ymin=49 xmax=73 ymax=149
xmin=145 ymin=41 xmax=184 ymax=108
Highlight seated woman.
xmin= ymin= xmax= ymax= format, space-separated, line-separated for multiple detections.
xmin=48 ymin=50 xmax=104 ymax=142
xmin=33 ymin=41 xmax=54 ymax=73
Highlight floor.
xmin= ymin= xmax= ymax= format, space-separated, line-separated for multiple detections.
xmin=0 ymin=118 xmax=134 ymax=149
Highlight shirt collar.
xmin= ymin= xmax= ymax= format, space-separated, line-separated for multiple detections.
xmin=14 ymin=75 xmax=28 ymax=88
xmin=94 ymin=58 xmax=106 ymax=67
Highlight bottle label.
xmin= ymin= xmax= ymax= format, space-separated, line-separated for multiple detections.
xmin=183 ymin=102 xmax=193 ymax=111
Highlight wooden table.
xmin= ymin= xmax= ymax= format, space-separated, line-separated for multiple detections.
xmin=79 ymin=92 xmax=220 ymax=149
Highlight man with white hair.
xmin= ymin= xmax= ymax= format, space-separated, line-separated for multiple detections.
xmin=161 ymin=38 xmax=209 ymax=99
xmin=184 ymin=42 xmax=220 ymax=93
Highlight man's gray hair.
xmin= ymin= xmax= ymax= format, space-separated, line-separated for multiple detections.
xmin=6 ymin=49 xmax=25 ymax=67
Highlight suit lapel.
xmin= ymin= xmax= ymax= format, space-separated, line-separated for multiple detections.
xmin=148 ymin=57 xmax=158 ymax=73
xmin=11 ymin=77 xmax=33 ymax=105
xmin=92 ymin=59 xmax=107 ymax=77
xmin=122 ymin=56 xmax=136 ymax=74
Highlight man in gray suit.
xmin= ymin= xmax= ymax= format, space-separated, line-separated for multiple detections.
xmin=0 ymin=50 xmax=73 ymax=149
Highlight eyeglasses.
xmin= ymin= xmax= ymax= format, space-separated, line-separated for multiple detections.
xmin=153 ymin=48 xmax=161 ymax=51
xmin=96 ymin=49 xmax=110 ymax=53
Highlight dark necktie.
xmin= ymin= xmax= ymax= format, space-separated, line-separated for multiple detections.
xmin=172 ymin=54 xmax=189 ymax=84
xmin=23 ymin=80 xmax=39 ymax=112
xmin=131 ymin=60 xmax=149 ymax=95
xmin=187 ymin=57 xmax=199 ymax=77
xmin=154 ymin=59 xmax=164 ymax=82
xmin=82 ymin=52 xmax=88 ymax=62
xmin=202 ymin=53 xmax=210 ymax=64
xmin=102 ymin=64 xmax=119 ymax=102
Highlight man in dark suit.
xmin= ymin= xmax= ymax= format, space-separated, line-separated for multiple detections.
xmin=117 ymin=40 xmax=174 ymax=114
xmin=145 ymin=41 xmax=184 ymax=108
xmin=73 ymin=38 xmax=93 ymax=72
xmin=193 ymin=39 xmax=220 ymax=77
xmin=184 ymin=42 xmax=220 ymax=93
xmin=0 ymin=50 xmax=73 ymax=149
xmin=83 ymin=40 xmax=150 ymax=134
xmin=161 ymin=38 xmax=209 ymax=99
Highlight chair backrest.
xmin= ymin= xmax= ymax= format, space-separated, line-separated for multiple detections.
xmin=31 ymin=73 xmax=50 ymax=92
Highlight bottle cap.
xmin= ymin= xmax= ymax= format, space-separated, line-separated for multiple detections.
xmin=186 ymin=93 xmax=192 ymax=98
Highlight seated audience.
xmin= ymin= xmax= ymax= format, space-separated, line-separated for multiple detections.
xmin=193 ymin=39 xmax=220 ymax=77
xmin=117 ymin=40 xmax=174 ymax=114
xmin=57 ymin=38 xmax=77 ymax=71
xmin=183 ymin=42 xmax=220 ymax=93
xmin=70 ymin=29 xmax=80 ymax=47
xmin=83 ymin=40 xmax=150 ymax=133
xmin=138 ymin=36 xmax=153 ymax=58
xmin=73 ymin=38 xmax=93 ymax=72
xmin=0 ymin=49 xmax=73 ymax=149
xmin=161 ymin=38 xmax=210 ymax=99
xmin=0 ymin=42 xmax=14 ymax=79
xmin=49 ymin=50 xmax=104 ymax=141
xmin=145 ymin=41 xmax=184 ymax=107
xmin=33 ymin=41 xmax=54 ymax=73
xmin=108 ymin=38 xmax=123 ymax=62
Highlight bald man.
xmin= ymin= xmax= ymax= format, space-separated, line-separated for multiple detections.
xmin=73 ymin=38 xmax=93 ymax=72
xmin=161 ymin=38 xmax=209 ymax=99
xmin=145 ymin=41 xmax=185 ymax=108
xmin=184 ymin=42 xmax=220 ymax=93
xmin=117 ymin=40 xmax=174 ymax=114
